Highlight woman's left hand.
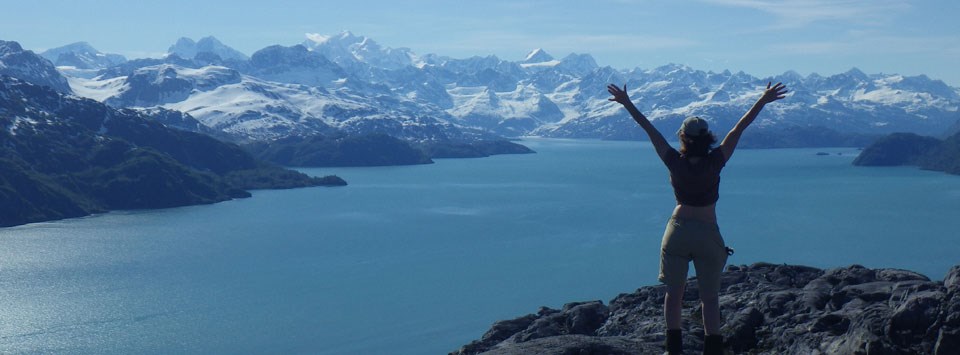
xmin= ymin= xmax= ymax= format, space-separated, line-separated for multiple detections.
xmin=759 ymin=82 xmax=788 ymax=104
xmin=607 ymin=84 xmax=632 ymax=105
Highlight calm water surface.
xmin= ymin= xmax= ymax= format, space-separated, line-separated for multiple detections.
xmin=1 ymin=138 xmax=958 ymax=354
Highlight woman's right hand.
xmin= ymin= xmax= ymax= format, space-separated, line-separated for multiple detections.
xmin=607 ymin=84 xmax=631 ymax=106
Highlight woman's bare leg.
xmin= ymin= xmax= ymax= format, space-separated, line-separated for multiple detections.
xmin=700 ymin=291 xmax=721 ymax=335
xmin=664 ymin=283 xmax=685 ymax=329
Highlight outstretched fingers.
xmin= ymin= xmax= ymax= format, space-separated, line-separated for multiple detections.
xmin=606 ymin=84 xmax=619 ymax=101
xmin=763 ymin=82 xmax=789 ymax=101
xmin=607 ymin=84 xmax=630 ymax=103
xmin=774 ymin=82 xmax=788 ymax=98
xmin=607 ymin=84 xmax=626 ymax=94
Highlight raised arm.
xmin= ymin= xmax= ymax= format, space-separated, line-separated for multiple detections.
xmin=719 ymin=82 xmax=788 ymax=161
xmin=607 ymin=84 xmax=673 ymax=160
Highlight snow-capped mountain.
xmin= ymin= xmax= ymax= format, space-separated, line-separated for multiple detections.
xmin=246 ymin=44 xmax=348 ymax=89
xmin=40 ymin=32 xmax=960 ymax=144
xmin=168 ymin=36 xmax=249 ymax=61
xmin=302 ymin=31 xmax=421 ymax=72
xmin=39 ymin=42 xmax=126 ymax=70
xmin=0 ymin=40 xmax=72 ymax=93
xmin=555 ymin=53 xmax=599 ymax=76
xmin=70 ymin=63 xmax=493 ymax=142
xmin=553 ymin=65 xmax=959 ymax=139
xmin=522 ymin=48 xmax=555 ymax=64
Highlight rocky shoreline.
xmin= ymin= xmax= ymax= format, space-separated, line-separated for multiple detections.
xmin=452 ymin=262 xmax=960 ymax=354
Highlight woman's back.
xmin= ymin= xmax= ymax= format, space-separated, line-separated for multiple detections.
xmin=662 ymin=148 xmax=726 ymax=223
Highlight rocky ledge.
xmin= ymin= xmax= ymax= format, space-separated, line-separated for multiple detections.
xmin=452 ymin=263 xmax=960 ymax=354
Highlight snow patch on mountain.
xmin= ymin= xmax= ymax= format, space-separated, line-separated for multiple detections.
xmin=520 ymin=60 xmax=561 ymax=69
xmin=68 ymin=75 xmax=126 ymax=101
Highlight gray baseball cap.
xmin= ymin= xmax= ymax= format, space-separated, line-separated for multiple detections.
xmin=678 ymin=116 xmax=709 ymax=137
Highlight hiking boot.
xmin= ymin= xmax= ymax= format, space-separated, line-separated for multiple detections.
xmin=703 ymin=334 xmax=724 ymax=355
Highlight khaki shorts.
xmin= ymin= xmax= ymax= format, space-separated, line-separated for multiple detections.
xmin=658 ymin=217 xmax=728 ymax=295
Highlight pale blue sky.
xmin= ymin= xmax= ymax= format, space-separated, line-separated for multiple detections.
xmin=3 ymin=0 xmax=959 ymax=85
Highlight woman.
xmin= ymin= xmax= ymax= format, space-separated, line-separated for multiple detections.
xmin=607 ymin=82 xmax=788 ymax=355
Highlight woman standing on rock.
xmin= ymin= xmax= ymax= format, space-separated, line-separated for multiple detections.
xmin=607 ymin=82 xmax=788 ymax=354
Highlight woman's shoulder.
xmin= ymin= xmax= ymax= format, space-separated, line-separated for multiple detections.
xmin=709 ymin=147 xmax=727 ymax=167
xmin=661 ymin=146 xmax=681 ymax=162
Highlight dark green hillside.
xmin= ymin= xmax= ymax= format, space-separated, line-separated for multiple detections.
xmin=0 ymin=157 xmax=97 ymax=224
xmin=853 ymin=130 xmax=960 ymax=176
xmin=75 ymin=148 xmax=249 ymax=210
xmin=852 ymin=132 xmax=942 ymax=166
xmin=917 ymin=131 xmax=960 ymax=174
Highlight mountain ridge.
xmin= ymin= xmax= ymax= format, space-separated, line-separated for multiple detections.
xmin=39 ymin=41 xmax=127 ymax=70
xmin=20 ymin=33 xmax=960 ymax=149
xmin=168 ymin=36 xmax=250 ymax=62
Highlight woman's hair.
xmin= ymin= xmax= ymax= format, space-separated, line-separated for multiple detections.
xmin=679 ymin=131 xmax=717 ymax=157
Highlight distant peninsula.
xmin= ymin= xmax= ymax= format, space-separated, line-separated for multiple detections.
xmin=452 ymin=262 xmax=960 ymax=354
xmin=245 ymin=134 xmax=535 ymax=167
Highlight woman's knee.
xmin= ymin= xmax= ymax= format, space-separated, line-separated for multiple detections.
xmin=665 ymin=285 xmax=685 ymax=305
xmin=699 ymin=292 xmax=719 ymax=306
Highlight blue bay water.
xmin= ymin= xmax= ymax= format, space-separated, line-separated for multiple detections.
xmin=1 ymin=138 xmax=959 ymax=353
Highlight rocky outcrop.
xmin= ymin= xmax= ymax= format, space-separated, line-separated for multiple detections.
xmin=453 ymin=263 xmax=960 ymax=354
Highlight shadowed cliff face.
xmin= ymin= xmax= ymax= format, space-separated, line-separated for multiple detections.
xmin=453 ymin=263 xmax=960 ymax=355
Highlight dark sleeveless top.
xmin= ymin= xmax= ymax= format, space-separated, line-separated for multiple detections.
xmin=661 ymin=148 xmax=726 ymax=206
